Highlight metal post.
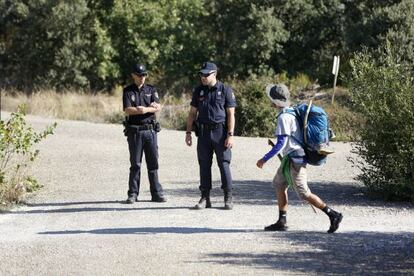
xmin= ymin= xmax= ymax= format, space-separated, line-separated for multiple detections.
xmin=331 ymin=56 xmax=340 ymax=104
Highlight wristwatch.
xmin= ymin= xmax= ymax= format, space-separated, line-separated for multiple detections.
xmin=186 ymin=131 xmax=191 ymax=135
xmin=227 ymin=132 xmax=234 ymax=136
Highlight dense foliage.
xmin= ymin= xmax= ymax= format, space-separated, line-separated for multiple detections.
xmin=233 ymin=76 xmax=278 ymax=137
xmin=1 ymin=0 xmax=412 ymax=92
xmin=348 ymin=44 xmax=414 ymax=201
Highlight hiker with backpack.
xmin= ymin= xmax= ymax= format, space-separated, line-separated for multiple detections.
xmin=256 ymin=83 xmax=343 ymax=233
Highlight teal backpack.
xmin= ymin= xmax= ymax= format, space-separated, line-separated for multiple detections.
xmin=284 ymin=100 xmax=333 ymax=166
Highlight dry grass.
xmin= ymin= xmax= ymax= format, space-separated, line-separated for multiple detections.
xmin=1 ymin=89 xmax=191 ymax=128
xmin=1 ymin=89 xmax=124 ymax=123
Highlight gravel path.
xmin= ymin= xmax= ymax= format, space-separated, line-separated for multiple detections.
xmin=1 ymin=113 xmax=413 ymax=275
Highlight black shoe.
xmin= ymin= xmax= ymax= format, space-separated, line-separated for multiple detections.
xmin=194 ymin=197 xmax=212 ymax=209
xmin=151 ymin=195 xmax=167 ymax=203
xmin=327 ymin=213 xmax=343 ymax=233
xmin=264 ymin=220 xmax=288 ymax=231
xmin=224 ymin=192 xmax=233 ymax=210
xmin=126 ymin=196 xmax=137 ymax=204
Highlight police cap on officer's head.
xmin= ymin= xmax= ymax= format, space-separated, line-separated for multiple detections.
xmin=133 ymin=63 xmax=147 ymax=75
xmin=199 ymin=62 xmax=217 ymax=74
xmin=265 ymin=83 xmax=290 ymax=107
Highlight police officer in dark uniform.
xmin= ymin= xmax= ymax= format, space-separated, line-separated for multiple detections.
xmin=185 ymin=62 xmax=236 ymax=210
xmin=123 ymin=63 xmax=166 ymax=204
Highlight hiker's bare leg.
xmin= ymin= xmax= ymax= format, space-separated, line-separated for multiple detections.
xmin=277 ymin=185 xmax=288 ymax=211
xmin=304 ymin=193 xmax=326 ymax=210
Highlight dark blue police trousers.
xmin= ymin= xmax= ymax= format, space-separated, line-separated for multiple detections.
xmin=127 ymin=129 xmax=163 ymax=198
xmin=197 ymin=125 xmax=233 ymax=193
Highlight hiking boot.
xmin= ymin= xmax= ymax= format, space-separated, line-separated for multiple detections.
xmin=224 ymin=192 xmax=233 ymax=210
xmin=327 ymin=213 xmax=343 ymax=233
xmin=126 ymin=195 xmax=137 ymax=204
xmin=264 ymin=220 xmax=288 ymax=231
xmin=194 ymin=192 xmax=211 ymax=209
xmin=151 ymin=195 xmax=167 ymax=203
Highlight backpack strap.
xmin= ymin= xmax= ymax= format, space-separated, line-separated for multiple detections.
xmin=288 ymin=101 xmax=313 ymax=148
xmin=302 ymin=100 xmax=313 ymax=145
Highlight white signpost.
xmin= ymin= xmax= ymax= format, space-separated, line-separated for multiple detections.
xmin=331 ymin=55 xmax=340 ymax=104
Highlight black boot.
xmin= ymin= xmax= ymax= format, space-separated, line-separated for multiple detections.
xmin=194 ymin=191 xmax=211 ymax=209
xmin=126 ymin=195 xmax=137 ymax=204
xmin=322 ymin=206 xmax=343 ymax=233
xmin=264 ymin=220 xmax=288 ymax=231
xmin=224 ymin=191 xmax=233 ymax=210
xmin=265 ymin=210 xmax=288 ymax=231
xmin=327 ymin=212 xmax=343 ymax=233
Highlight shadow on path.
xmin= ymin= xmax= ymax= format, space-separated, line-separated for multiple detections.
xmin=3 ymin=200 xmax=189 ymax=214
xmin=24 ymin=200 xmax=123 ymax=207
xmin=6 ymin=180 xmax=412 ymax=215
xmin=166 ymin=180 xmax=414 ymax=208
xmin=201 ymin=231 xmax=414 ymax=275
xmin=38 ymin=227 xmax=259 ymax=235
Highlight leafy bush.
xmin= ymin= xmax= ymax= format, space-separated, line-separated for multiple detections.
xmin=231 ymin=75 xmax=278 ymax=137
xmin=0 ymin=105 xmax=56 ymax=206
xmin=348 ymin=45 xmax=414 ymax=201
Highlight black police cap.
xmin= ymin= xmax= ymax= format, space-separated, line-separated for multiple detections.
xmin=199 ymin=62 xmax=217 ymax=74
xmin=133 ymin=63 xmax=147 ymax=75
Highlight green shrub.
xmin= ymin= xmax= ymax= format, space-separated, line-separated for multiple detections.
xmin=0 ymin=105 xmax=57 ymax=206
xmin=348 ymin=44 xmax=414 ymax=201
xmin=230 ymin=75 xmax=278 ymax=137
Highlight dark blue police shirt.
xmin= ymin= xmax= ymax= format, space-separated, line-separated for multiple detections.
xmin=122 ymin=83 xmax=160 ymax=125
xmin=190 ymin=81 xmax=236 ymax=124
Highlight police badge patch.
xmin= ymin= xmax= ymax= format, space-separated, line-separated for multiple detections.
xmin=131 ymin=94 xmax=135 ymax=103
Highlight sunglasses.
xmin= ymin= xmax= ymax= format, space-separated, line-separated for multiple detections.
xmin=199 ymin=72 xmax=213 ymax=78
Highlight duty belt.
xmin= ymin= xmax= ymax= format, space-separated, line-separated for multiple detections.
xmin=200 ymin=122 xmax=225 ymax=130
xmin=127 ymin=124 xmax=154 ymax=131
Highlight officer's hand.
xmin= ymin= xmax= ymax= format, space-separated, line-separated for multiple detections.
xmin=256 ymin=159 xmax=266 ymax=169
xmin=150 ymin=102 xmax=161 ymax=111
xmin=185 ymin=133 xmax=192 ymax=146
xmin=224 ymin=136 xmax=234 ymax=149
xmin=136 ymin=106 xmax=146 ymax=114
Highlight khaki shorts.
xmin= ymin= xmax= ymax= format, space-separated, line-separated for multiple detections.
xmin=272 ymin=161 xmax=311 ymax=199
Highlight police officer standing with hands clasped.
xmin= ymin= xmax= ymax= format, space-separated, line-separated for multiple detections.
xmin=185 ymin=62 xmax=236 ymax=210
xmin=123 ymin=63 xmax=166 ymax=204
